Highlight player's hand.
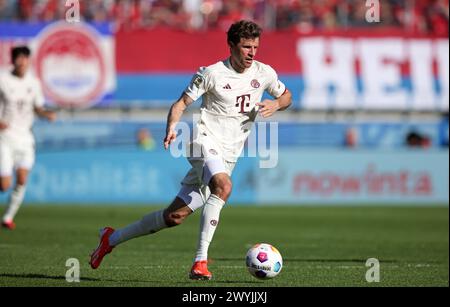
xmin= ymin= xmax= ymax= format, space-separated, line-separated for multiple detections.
xmin=0 ymin=121 xmax=8 ymax=130
xmin=256 ymin=99 xmax=280 ymax=118
xmin=164 ymin=130 xmax=177 ymax=150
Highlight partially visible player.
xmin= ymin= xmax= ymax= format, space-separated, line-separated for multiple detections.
xmin=89 ymin=20 xmax=292 ymax=279
xmin=0 ymin=46 xmax=56 ymax=230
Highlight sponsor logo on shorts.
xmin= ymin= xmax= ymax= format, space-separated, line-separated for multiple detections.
xmin=209 ymin=149 xmax=218 ymax=155
xmin=210 ymin=220 xmax=218 ymax=226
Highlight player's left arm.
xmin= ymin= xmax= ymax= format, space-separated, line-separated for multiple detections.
xmin=0 ymin=86 xmax=9 ymax=130
xmin=34 ymin=106 xmax=57 ymax=122
xmin=33 ymin=79 xmax=57 ymax=122
xmin=256 ymin=89 xmax=292 ymax=118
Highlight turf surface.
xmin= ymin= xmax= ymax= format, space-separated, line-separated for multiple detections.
xmin=0 ymin=205 xmax=448 ymax=287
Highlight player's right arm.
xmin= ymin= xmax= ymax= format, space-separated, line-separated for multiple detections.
xmin=164 ymin=93 xmax=194 ymax=150
xmin=164 ymin=67 xmax=211 ymax=150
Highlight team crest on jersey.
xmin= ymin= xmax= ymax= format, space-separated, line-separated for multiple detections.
xmin=209 ymin=149 xmax=218 ymax=155
xmin=193 ymin=75 xmax=204 ymax=88
xmin=251 ymin=79 xmax=260 ymax=88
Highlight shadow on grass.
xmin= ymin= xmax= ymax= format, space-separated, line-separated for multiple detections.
xmin=0 ymin=273 xmax=100 ymax=282
xmin=284 ymin=258 xmax=399 ymax=263
xmin=172 ymin=280 xmax=264 ymax=285
xmin=0 ymin=273 xmax=163 ymax=284
xmin=212 ymin=280 xmax=264 ymax=284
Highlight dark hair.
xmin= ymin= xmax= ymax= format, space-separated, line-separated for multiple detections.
xmin=227 ymin=20 xmax=262 ymax=46
xmin=11 ymin=46 xmax=31 ymax=62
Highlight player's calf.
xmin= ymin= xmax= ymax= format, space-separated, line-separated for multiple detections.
xmin=164 ymin=207 xmax=192 ymax=227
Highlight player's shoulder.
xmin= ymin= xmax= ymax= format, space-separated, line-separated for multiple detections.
xmin=253 ymin=60 xmax=277 ymax=76
xmin=0 ymin=71 xmax=11 ymax=83
xmin=199 ymin=60 xmax=228 ymax=77
xmin=0 ymin=72 xmax=13 ymax=91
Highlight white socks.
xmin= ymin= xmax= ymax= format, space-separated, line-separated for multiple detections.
xmin=2 ymin=185 xmax=26 ymax=223
xmin=109 ymin=209 xmax=167 ymax=246
xmin=107 ymin=192 xmax=225 ymax=260
xmin=195 ymin=194 xmax=225 ymax=262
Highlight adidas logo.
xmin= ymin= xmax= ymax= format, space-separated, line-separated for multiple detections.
xmin=223 ymin=84 xmax=231 ymax=89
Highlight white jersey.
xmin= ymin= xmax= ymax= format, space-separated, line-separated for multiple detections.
xmin=0 ymin=71 xmax=45 ymax=144
xmin=184 ymin=59 xmax=286 ymax=162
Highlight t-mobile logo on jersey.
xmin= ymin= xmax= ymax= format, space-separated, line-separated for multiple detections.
xmin=235 ymin=94 xmax=251 ymax=113
xmin=170 ymin=114 xmax=279 ymax=169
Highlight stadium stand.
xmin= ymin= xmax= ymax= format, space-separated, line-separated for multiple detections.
xmin=0 ymin=0 xmax=448 ymax=34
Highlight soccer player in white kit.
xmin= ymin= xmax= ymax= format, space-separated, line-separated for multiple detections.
xmin=90 ymin=20 xmax=292 ymax=279
xmin=0 ymin=46 xmax=56 ymax=230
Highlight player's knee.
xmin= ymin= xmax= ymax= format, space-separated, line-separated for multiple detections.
xmin=210 ymin=176 xmax=232 ymax=201
xmin=0 ymin=181 xmax=11 ymax=192
xmin=16 ymin=169 xmax=29 ymax=186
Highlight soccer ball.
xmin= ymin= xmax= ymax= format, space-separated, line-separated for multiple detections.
xmin=246 ymin=243 xmax=283 ymax=279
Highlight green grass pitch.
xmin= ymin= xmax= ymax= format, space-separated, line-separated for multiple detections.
xmin=0 ymin=205 xmax=448 ymax=287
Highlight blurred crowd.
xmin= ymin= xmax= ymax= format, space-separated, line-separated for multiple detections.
xmin=0 ymin=0 xmax=448 ymax=34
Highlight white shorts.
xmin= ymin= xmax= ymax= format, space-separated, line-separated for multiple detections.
xmin=177 ymin=135 xmax=236 ymax=211
xmin=0 ymin=138 xmax=35 ymax=177
xmin=181 ymin=135 xmax=236 ymax=187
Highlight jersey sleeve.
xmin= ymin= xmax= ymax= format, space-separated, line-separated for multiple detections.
xmin=33 ymin=79 xmax=45 ymax=108
xmin=265 ymin=65 xmax=286 ymax=99
xmin=184 ymin=67 xmax=212 ymax=102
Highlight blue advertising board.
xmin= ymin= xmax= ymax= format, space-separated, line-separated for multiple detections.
xmin=1 ymin=149 xmax=447 ymax=206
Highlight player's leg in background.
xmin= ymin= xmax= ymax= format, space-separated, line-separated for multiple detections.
xmin=0 ymin=140 xmax=13 ymax=193
xmin=2 ymin=141 xmax=35 ymax=227
xmin=1 ymin=140 xmax=17 ymax=228
xmin=2 ymin=168 xmax=28 ymax=227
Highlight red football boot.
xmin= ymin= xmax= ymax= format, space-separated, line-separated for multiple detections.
xmin=89 ymin=227 xmax=115 ymax=269
xmin=1 ymin=220 xmax=16 ymax=230
xmin=189 ymin=260 xmax=212 ymax=280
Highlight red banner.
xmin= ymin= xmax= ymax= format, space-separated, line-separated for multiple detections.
xmin=116 ymin=28 xmax=301 ymax=73
xmin=115 ymin=28 xmax=445 ymax=74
